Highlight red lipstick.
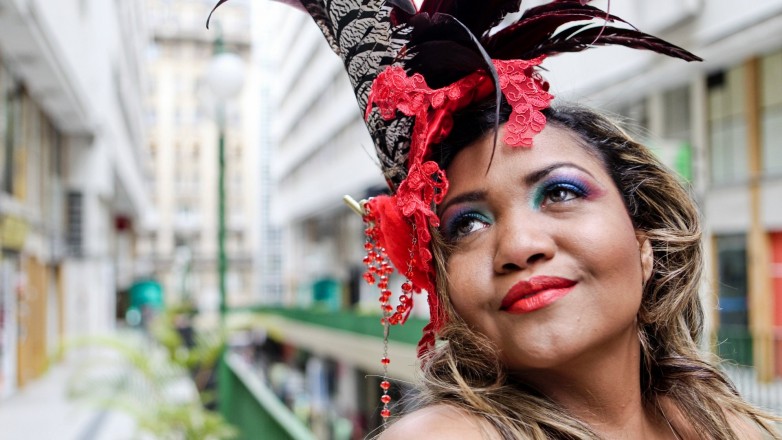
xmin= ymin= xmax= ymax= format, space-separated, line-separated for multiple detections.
xmin=501 ymin=276 xmax=576 ymax=313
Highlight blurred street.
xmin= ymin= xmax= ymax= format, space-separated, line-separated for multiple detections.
xmin=0 ymin=355 xmax=136 ymax=440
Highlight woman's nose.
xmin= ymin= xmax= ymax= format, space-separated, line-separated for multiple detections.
xmin=492 ymin=214 xmax=557 ymax=274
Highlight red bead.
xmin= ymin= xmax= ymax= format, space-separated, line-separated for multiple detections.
xmin=380 ymin=380 xmax=390 ymax=390
xmin=378 ymin=281 xmax=388 ymax=289
xmin=399 ymin=295 xmax=409 ymax=304
xmin=381 ymin=395 xmax=392 ymax=404
xmin=363 ymin=273 xmax=376 ymax=284
xmin=380 ymin=318 xmax=387 ymax=325
xmin=396 ymin=305 xmax=406 ymax=313
xmin=381 ymin=290 xmax=391 ymax=300
xmin=382 ymin=304 xmax=393 ymax=313
xmin=401 ymin=281 xmax=413 ymax=293
xmin=363 ymin=256 xmax=372 ymax=265
xmin=381 ymin=357 xmax=390 ymax=365
xmin=381 ymin=408 xmax=391 ymax=419
xmin=364 ymin=242 xmax=373 ymax=251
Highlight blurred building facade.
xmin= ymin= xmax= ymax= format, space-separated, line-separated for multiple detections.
xmin=0 ymin=0 xmax=152 ymax=398
xmin=268 ymin=4 xmax=408 ymax=316
xmin=258 ymin=0 xmax=782 ymax=429
xmin=138 ymin=0 xmax=277 ymax=313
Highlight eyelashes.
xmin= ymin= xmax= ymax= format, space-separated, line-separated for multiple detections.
xmin=441 ymin=208 xmax=493 ymax=242
xmin=531 ymin=175 xmax=593 ymax=209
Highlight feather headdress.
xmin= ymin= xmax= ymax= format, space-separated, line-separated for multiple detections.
xmin=209 ymin=0 xmax=699 ymax=373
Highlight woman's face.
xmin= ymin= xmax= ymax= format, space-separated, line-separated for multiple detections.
xmin=439 ymin=124 xmax=652 ymax=373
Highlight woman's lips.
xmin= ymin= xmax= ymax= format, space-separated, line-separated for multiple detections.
xmin=501 ymin=276 xmax=577 ymax=313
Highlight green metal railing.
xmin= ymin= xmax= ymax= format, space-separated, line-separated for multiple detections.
xmin=218 ymin=352 xmax=316 ymax=440
xmin=250 ymin=306 xmax=428 ymax=346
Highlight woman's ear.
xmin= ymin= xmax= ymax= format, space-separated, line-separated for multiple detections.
xmin=636 ymin=232 xmax=653 ymax=286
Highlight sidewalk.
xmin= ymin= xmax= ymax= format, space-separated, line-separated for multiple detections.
xmin=0 ymin=356 xmax=136 ymax=440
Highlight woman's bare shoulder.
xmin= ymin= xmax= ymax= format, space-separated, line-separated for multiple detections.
xmin=378 ymin=405 xmax=501 ymax=440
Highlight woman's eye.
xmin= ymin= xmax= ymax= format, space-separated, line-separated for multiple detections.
xmin=542 ymin=184 xmax=584 ymax=205
xmin=443 ymin=211 xmax=491 ymax=241
xmin=455 ymin=217 xmax=485 ymax=236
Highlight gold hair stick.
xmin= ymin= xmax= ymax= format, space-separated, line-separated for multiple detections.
xmin=343 ymin=195 xmax=366 ymax=217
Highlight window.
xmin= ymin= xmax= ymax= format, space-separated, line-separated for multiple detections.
xmin=708 ymin=66 xmax=748 ymax=185
xmin=715 ymin=234 xmax=752 ymax=366
xmin=616 ymin=99 xmax=649 ymax=138
xmin=655 ymin=86 xmax=693 ymax=181
xmin=145 ymin=109 xmax=157 ymax=126
xmin=79 ymin=0 xmax=90 ymax=19
xmin=2 ymin=73 xmax=21 ymax=196
xmin=662 ymin=87 xmax=692 ymax=140
xmin=761 ymin=50 xmax=782 ymax=175
xmin=66 ymin=192 xmax=84 ymax=257
xmin=0 ymin=64 xmax=8 ymax=193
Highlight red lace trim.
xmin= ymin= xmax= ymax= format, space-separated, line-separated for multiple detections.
xmin=364 ymin=58 xmax=554 ymax=354
xmin=494 ymin=58 xmax=552 ymax=146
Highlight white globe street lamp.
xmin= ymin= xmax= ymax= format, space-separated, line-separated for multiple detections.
xmin=205 ymin=52 xmax=246 ymax=104
xmin=204 ymin=44 xmax=245 ymax=329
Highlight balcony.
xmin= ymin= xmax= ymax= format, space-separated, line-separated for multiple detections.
xmin=218 ymin=307 xmax=426 ymax=438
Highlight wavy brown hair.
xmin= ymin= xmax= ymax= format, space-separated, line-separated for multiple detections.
xmin=405 ymin=103 xmax=782 ymax=439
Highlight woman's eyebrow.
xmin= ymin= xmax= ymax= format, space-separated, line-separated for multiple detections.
xmin=524 ymin=162 xmax=597 ymax=186
xmin=438 ymin=191 xmax=486 ymax=216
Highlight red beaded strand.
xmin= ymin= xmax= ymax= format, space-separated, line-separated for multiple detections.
xmin=361 ymin=203 xmax=420 ymax=420
xmin=362 ymin=204 xmax=392 ymax=419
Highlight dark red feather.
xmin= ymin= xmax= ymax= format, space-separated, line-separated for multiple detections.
xmin=484 ymin=1 xmax=699 ymax=62
xmin=405 ymin=13 xmax=495 ymax=86
xmin=399 ymin=0 xmax=522 ymax=38
xmin=529 ymin=25 xmax=702 ymax=61
xmin=483 ymin=2 xmax=633 ymax=56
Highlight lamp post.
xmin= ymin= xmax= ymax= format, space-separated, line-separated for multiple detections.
xmin=204 ymin=34 xmax=245 ymax=330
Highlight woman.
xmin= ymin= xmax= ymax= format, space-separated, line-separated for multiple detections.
xmin=377 ymin=103 xmax=782 ymax=439
xmin=206 ymin=0 xmax=782 ymax=437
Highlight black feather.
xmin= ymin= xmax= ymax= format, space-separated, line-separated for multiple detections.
xmin=406 ymin=41 xmax=489 ymax=85
xmin=404 ymin=13 xmax=492 ymax=86
xmin=387 ymin=0 xmax=417 ymax=15
xmin=206 ymin=0 xmax=231 ymax=29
